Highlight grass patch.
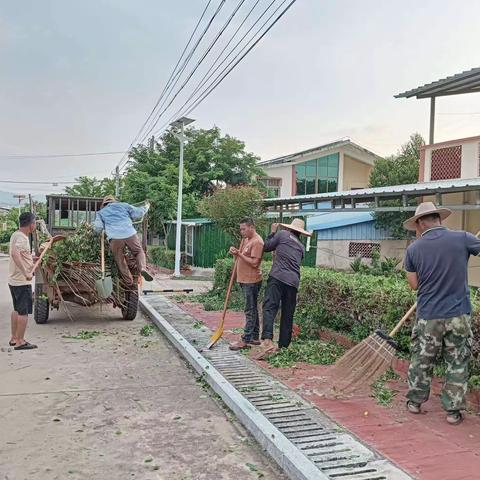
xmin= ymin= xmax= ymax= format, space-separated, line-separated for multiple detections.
xmin=193 ymin=320 xmax=204 ymax=329
xmin=231 ymin=327 xmax=244 ymax=334
xmin=63 ymin=330 xmax=101 ymax=340
xmin=267 ymin=339 xmax=346 ymax=368
xmin=371 ymin=368 xmax=400 ymax=407
xmin=193 ymin=291 xmax=244 ymax=312
xmin=140 ymin=325 xmax=155 ymax=337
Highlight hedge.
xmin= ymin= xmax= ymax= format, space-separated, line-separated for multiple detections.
xmin=209 ymin=257 xmax=480 ymax=375
xmin=0 ymin=243 xmax=9 ymax=254
xmin=148 ymin=246 xmax=188 ymax=270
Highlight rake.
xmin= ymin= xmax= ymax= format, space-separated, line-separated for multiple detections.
xmin=331 ymin=302 xmax=417 ymax=393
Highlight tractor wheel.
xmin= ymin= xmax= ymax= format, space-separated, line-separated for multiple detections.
xmin=122 ymin=289 xmax=138 ymax=321
xmin=34 ymin=285 xmax=49 ymax=324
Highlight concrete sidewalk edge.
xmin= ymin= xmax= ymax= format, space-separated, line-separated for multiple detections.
xmin=140 ymin=296 xmax=328 ymax=480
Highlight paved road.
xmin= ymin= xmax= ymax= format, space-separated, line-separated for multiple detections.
xmin=0 ymin=259 xmax=286 ymax=480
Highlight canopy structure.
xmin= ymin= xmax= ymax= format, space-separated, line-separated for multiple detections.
xmin=395 ymin=67 xmax=480 ymax=144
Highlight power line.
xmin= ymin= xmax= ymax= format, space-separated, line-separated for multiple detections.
xmin=114 ymin=0 xmax=215 ymax=174
xmin=155 ymin=0 xmax=281 ymax=134
xmin=0 ymin=151 xmax=125 ymax=159
xmin=140 ymin=0 xmax=247 ymax=143
xmin=0 ymin=180 xmax=77 ymax=185
xmin=115 ymin=0 xmax=225 ymax=174
xmin=153 ymin=0 xmax=297 ymax=137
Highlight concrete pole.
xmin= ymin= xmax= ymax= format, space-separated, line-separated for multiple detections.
xmin=429 ymin=96 xmax=436 ymax=145
xmin=115 ymin=166 xmax=120 ymax=198
xmin=174 ymin=122 xmax=185 ymax=277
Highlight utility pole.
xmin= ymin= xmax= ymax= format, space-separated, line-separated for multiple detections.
xmin=170 ymin=117 xmax=195 ymax=277
xmin=13 ymin=194 xmax=25 ymax=225
xmin=115 ymin=166 xmax=120 ymax=198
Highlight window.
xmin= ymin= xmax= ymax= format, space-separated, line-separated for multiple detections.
xmin=348 ymin=242 xmax=380 ymax=258
xmin=295 ymin=153 xmax=339 ymax=195
xmin=259 ymin=177 xmax=282 ymax=198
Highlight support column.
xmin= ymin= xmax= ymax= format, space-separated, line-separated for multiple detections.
xmin=429 ymin=97 xmax=436 ymax=145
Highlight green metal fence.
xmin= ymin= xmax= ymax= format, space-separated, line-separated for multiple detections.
xmin=163 ymin=218 xmax=317 ymax=268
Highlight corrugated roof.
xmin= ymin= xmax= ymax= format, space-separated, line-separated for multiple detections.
xmin=395 ymin=67 xmax=480 ymax=99
xmin=306 ymin=212 xmax=374 ymax=231
xmin=266 ymin=177 xmax=480 ymax=205
xmin=258 ymin=139 xmax=379 ymax=167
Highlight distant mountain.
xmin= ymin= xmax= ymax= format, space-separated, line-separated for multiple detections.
xmin=0 ymin=191 xmax=46 ymax=206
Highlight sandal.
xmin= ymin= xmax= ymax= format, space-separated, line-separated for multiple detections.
xmin=9 ymin=341 xmax=16 ymax=346
xmin=229 ymin=341 xmax=250 ymax=351
xmin=446 ymin=410 xmax=463 ymax=425
xmin=141 ymin=270 xmax=154 ymax=282
xmin=14 ymin=342 xmax=38 ymax=351
xmin=253 ymin=344 xmax=277 ymax=361
xmin=406 ymin=400 xmax=421 ymax=414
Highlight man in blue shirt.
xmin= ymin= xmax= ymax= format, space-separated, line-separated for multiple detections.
xmin=94 ymin=196 xmax=153 ymax=287
xmin=403 ymin=202 xmax=480 ymax=425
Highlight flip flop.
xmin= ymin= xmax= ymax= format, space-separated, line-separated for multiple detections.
xmin=14 ymin=342 xmax=38 ymax=351
xmin=253 ymin=345 xmax=277 ymax=361
xmin=9 ymin=341 xmax=16 ymax=346
xmin=141 ymin=270 xmax=154 ymax=282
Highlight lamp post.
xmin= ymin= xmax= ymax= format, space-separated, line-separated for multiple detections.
xmin=170 ymin=117 xmax=195 ymax=277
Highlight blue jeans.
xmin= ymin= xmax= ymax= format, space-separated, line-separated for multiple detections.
xmin=240 ymin=281 xmax=262 ymax=342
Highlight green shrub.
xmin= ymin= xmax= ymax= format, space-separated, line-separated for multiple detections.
xmin=148 ymin=246 xmax=186 ymax=270
xmin=0 ymin=242 xmax=9 ymax=254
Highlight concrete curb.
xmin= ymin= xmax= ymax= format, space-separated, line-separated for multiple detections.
xmin=140 ymin=297 xmax=328 ymax=480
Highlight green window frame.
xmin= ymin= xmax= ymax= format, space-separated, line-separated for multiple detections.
xmin=295 ymin=153 xmax=339 ymax=195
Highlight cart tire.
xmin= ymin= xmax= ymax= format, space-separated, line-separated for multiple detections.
xmin=34 ymin=287 xmax=49 ymax=324
xmin=122 ymin=289 xmax=138 ymax=321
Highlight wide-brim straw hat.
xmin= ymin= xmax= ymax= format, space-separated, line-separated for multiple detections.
xmin=280 ymin=218 xmax=312 ymax=237
xmin=101 ymin=195 xmax=116 ymax=208
xmin=403 ymin=202 xmax=451 ymax=231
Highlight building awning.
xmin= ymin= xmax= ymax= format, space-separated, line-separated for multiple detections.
xmin=395 ymin=67 xmax=480 ymax=99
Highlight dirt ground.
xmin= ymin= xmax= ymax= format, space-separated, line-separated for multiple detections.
xmin=0 ymin=259 xmax=286 ymax=480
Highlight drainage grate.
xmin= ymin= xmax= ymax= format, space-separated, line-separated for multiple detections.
xmin=142 ymin=296 xmax=412 ymax=480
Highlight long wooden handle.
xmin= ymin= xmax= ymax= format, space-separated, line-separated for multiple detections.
xmin=389 ymin=302 xmax=417 ymax=337
xmin=220 ymin=240 xmax=244 ymax=320
xmin=101 ymin=232 xmax=105 ymax=277
xmin=31 ymin=240 xmax=53 ymax=274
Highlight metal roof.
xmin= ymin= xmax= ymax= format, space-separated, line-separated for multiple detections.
xmin=395 ymin=67 xmax=480 ymax=99
xmin=265 ymin=177 xmax=480 ymax=205
xmin=258 ymin=139 xmax=380 ymax=167
xmin=306 ymin=212 xmax=374 ymax=231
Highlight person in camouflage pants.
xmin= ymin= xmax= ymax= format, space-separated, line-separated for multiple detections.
xmin=407 ymin=315 xmax=473 ymax=412
xmin=403 ymin=202 xmax=480 ymax=425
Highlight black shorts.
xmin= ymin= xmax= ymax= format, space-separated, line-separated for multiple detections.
xmin=9 ymin=285 xmax=33 ymax=316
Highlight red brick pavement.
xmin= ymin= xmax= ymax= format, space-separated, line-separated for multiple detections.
xmin=178 ymin=302 xmax=480 ymax=480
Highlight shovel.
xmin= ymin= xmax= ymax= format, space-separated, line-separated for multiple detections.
xmin=95 ymin=232 xmax=113 ymax=299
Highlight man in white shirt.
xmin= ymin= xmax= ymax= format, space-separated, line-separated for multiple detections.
xmin=8 ymin=212 xmax=37 ymax=350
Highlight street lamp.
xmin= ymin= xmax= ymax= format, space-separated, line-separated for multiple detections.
xmin=170 ymin=116 xmax=195 ymax=277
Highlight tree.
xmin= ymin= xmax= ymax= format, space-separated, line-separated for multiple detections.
xmin=122 ymin=125 xmax=264 ymax=241
xmin=369 ymin=133 xmax=425 ymax=239
xmin=147 ymin=126 xmax=265 ymax=196
xmin=65 ymin=177 xmax=117 ymax=198
xmin=122 ymin=145 xmax=198 ymax=240
xmin=198 ymin=186 xmax=266 ymax=242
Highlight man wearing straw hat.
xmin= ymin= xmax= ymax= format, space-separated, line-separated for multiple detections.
xmin=94 ymin=196 xmax=153 ymax=287
xmin=403 ymin=202 xmax=480 ymax=425
xmin=255 ymin=218 xmax=311 ymax=359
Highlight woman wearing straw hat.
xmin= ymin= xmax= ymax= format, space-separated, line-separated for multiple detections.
xmin=255 ymin=218 xmax=311 ymax=360
xmin=403 ymin=202 xmax=480 ymax=425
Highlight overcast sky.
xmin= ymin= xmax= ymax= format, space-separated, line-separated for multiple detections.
xmin=1 ymin=0 xmax=480 ymax=196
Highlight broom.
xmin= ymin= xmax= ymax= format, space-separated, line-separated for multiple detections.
xmin=331 ymin=302 xmax=417 ymax=393
xmin=205 ymin=240 xmax=244 ymax=350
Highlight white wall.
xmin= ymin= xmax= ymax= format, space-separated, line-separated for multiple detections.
xmin=261 ymin=164 xmax=293 ymax=197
